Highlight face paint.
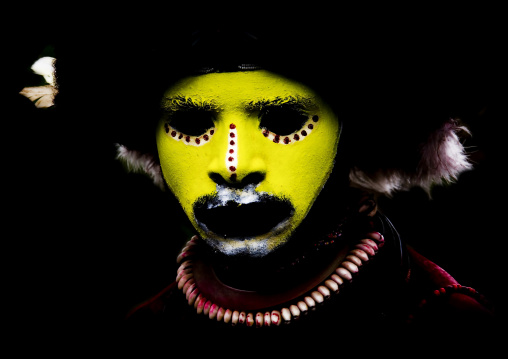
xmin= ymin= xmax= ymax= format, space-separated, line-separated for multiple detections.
xmin=156 ymin=70 xmax=340 ymax=257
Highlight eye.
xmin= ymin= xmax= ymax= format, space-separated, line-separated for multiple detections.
xmin=259 ymin=106 xmax=308 ymax=136
xmin=168 ymin=109 xmax=215 ymax=137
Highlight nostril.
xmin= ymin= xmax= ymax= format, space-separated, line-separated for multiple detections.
xmin=240 ymin=172 xmax=265 ymax=187
xmin=209 ymin=172 xmax=265 ymax=188
xmin=209 ymin=172 xmax=227 ymax=186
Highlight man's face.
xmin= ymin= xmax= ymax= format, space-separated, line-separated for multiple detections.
xmin=156 ymin=70 xmax=340 ymax=257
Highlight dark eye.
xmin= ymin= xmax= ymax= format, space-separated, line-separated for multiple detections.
xmin=168 ymin=110 xmax=215 ymax=136
xmin=259 ymin=106 xmax=308 ymax=136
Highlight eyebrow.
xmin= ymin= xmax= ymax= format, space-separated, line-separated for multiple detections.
xmin=161 ymin=95 xmax=316 ymax=113
xmin=245 ymin=96 xmax=315 ymax=112
xmin=161 ymin=95 xmax=219 ymax=112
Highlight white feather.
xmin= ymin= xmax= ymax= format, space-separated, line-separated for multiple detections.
xmin=349 ymin=120 xmax=472 ymax=195
xmin=116 ymin=144 xmax=165 ymax=190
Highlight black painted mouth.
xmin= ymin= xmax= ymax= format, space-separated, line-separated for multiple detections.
xmin=193 ymin=196 xmax=294 ymax=239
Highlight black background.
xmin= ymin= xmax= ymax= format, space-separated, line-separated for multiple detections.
xmin=6 ymin=7 xmax=506 ymax=351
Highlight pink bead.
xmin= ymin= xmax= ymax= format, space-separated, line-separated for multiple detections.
xmin=246 ymin=313 xmax=255 ymax=327
xmin=216 ymin=307 xmax=225 ymax=321
xmin=256 ymin=312 xmax=264 ymax=327
xmin=271 ymin=310 xmax=281 ymax=326
xmin=209 ymin=303 xmax=219 ymax=319
xmin=355 ymin=243 xmax=375 ymax=256
xmin=264 ymin=312 xmax=271 ymax=326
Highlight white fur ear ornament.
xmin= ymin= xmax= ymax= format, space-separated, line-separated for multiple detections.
xmin=349 ymin=119 xmax=473 ymax=196
xmin=19 ymin=56 xmax=58 ymax=108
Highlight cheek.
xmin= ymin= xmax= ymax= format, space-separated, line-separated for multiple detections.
xmin=156 ymin=129 xmax=216 ymax=214
xmin=259 ymin=120 xmax=339 ymax=216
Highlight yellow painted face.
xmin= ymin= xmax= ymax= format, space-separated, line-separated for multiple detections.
xmin=156 ymin=70 xmax=340 ymax=257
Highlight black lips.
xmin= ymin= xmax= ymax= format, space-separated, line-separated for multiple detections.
xmin=193 ymin=197 xmax=294 ymax=239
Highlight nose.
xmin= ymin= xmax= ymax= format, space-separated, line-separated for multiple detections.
xmin=208 ymin=122 xmax=267 ymax=188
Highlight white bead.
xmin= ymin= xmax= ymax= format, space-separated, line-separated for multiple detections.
xmin=223 ymin=309 xmax=232 ymax=323
xmin=345 ymin=254 xmax=362 ymax=266
xmin=342 ymin=261 xmax=359 ymax=274
xmin=289 ymin=304 xmax=301 ymax=318
xmin=297 ymin=301 xmax=308 ymax=313
xmin=336 ymin=267 xmax=353 ymax=281
xmin=317 ymin=285 xmax=330 ymax=298
xmin=325 ymin=279 xmax=339 ymax=292
xmin=311 ymin=290 xmax=324 ymax=303
xmin=231 ymin=311 xmax=240 ymax=325
xmin=330 ymin=273 xmax=344 ymax=286
xmin=304 ymin=296 xmax=316 ymax=308
xmin=281 ymin=307 xmax=291 ymax=322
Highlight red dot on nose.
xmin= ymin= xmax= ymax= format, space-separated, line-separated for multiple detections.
xmin=230 ymin=123 xmax=236 ymax=129
xmin=229 ymin=166 xmax=236 ymax=172
xmin=230 ymin=132 xmax=235 ymax=138
xmin=230 ymin=140 xmax=235 ymax=145
xmin=228 ymin=157 xmax=234 ymax=161
xmin=229 ymin=149 xmax=234 ymax=153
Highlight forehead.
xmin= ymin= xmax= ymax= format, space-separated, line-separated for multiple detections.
xmin=162 ymin=70 xmax=318 ymax=106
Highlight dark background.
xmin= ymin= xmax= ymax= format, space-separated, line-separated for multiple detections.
xmin=6 ymin=8 xmax=506 ymax=349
